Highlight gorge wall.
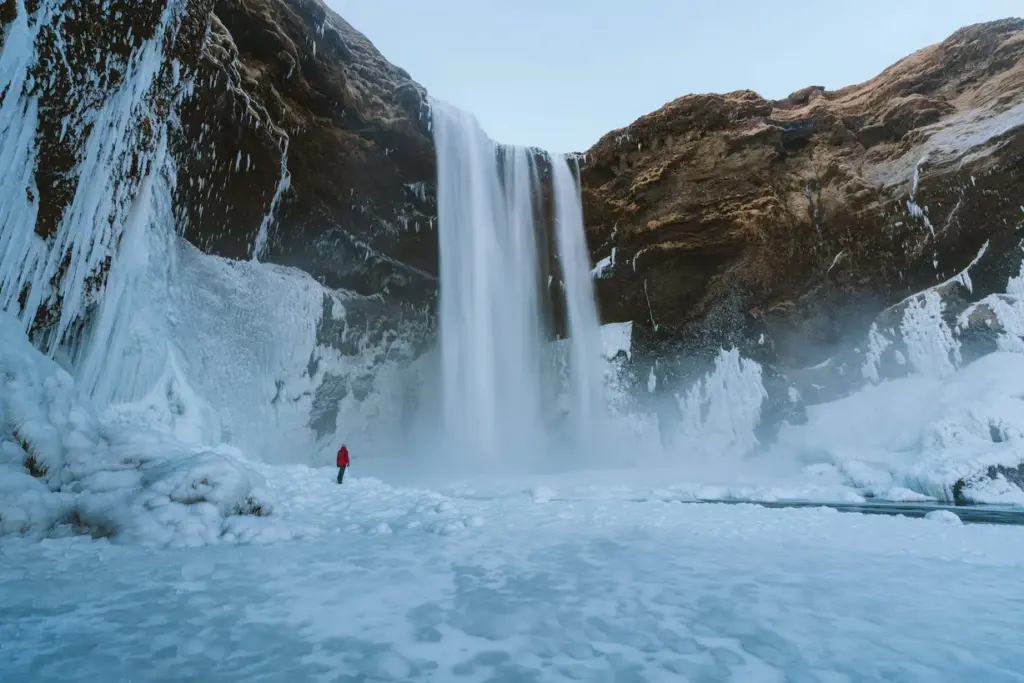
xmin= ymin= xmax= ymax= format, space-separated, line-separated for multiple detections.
xmin=0 ymin=0 xmax=439 ymax=464
xmin=3 ymin=0 xmax=1023 ymax=457
xmin=580 ymin=19 xmax=1024 ymax=415
xmin=1 ymin=0 xmax=436 ymax=351
xmin=174 ymin=0 xmax=437 ymax=306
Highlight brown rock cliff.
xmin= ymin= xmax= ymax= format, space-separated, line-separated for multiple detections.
xmin=581 ymin=19 xmax=1024 ymax=375
xmin=1 ymin=0 xmax=438 ymax=359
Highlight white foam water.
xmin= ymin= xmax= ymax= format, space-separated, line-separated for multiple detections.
xmin=432 ymin=100 xmax=604 ymax=460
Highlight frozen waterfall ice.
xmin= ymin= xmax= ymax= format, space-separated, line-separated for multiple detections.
xmin=432 ymin=100 xmax=605 ymax=459
xmin=0 ymin=1 xmax=410 ymax=467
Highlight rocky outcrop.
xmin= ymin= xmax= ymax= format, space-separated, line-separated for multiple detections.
xmin=1 ymin=0 xmax=439 ymax=458
xmin=581 ymin=19 xmax=1024 ymax=388
xmin=173 ymin=0 xmax=437 ymax=308
xmin=1 ymin=0 xmax=438 ymax=381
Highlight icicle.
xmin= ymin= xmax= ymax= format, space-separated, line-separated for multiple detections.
xmin=675 ymin=348 xmax=766 ymax=459
xmin=0 ymin=0 xmax=192 ymax=357
xmin=901 ymin=291 xmax=961 ymax=377
xmin=251 ymin=134 xmax=292 ymax=261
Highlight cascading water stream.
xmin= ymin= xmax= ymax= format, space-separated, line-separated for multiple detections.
xmin=550 ymin=155 xmax=606 ymax=449
xmin=432 ymin=99 xmax=605 ymax=459
xmin=433 ymin=102 xmax=546 ymax=457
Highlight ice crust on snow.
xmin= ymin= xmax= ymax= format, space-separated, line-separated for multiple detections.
xmin=3 ymin=472 xmax=1024 ymax=682
xmin=925 ymin=509 xmax=964 ymax=525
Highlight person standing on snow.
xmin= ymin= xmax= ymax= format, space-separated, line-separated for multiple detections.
xmin=336 ymin=444 xmax=350 ymax=484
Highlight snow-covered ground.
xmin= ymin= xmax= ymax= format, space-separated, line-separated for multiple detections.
xmin=3 ymin=223 xmax=1024 ymax=683
xmin=773 ymin=351 xmax=1024 ymax=505
xmin=3 ymin=464 xmax=1024 ymax=683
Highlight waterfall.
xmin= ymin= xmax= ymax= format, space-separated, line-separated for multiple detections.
xmin=551 ymin=155 xmax=605 ymax=449
xmin=432 ymin=99 xmax=605 ymax=459
xmin=433 ymin=102 xmax=546 ymax=457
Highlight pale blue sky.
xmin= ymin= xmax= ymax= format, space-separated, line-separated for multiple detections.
xmin=330 ymin=1 xmax=1021 ymax=153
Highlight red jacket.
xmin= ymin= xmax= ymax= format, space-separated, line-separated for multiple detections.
xmin=336 ymin=446 xmax=350 ymax=467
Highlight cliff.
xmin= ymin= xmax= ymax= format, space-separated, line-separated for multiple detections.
xmin=581 ymin=19 xmax=1024 ymax=382
xmin=3 ymin=1 xmax=1023 ymax=448
xmin=174 ymin=0 xmax=437 ymax=305
xmin=0 ymin=0 xmax=436 ymax=355
xmin=0 ymin=0 xmax=437 ymax=463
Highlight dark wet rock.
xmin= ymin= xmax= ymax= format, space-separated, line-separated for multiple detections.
xmin=954 ymin=462 xmax=1024 ymax=506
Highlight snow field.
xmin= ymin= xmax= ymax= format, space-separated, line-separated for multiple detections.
xmin=4 ymin=299 xmax=1024 ymax=680
xmin=2 ymin=468 xmax=1024 ymax=683
xmin=775 ymin=351 xmax=1024 ymax=505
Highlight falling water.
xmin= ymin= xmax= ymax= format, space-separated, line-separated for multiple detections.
xmin=550 ymin=156 xmax=605 ymax=448
xmin=433 ymin=101 xmax=544 ymax=457
xmin=432 ymin=99 xmax=604 ymax=459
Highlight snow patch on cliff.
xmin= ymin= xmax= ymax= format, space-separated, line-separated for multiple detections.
xmin=674 ymin=349 xmax=766 ymax=460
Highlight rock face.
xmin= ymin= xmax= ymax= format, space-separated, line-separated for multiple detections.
xmin=174 ymin=0 xmax=437 ymax=308
xmin=0 ymin=0 xmax=439 ymax=461
xmin=581 ymin=19 xmax=1024 ymax=383
xmin=0 ymin=0 xmax=214 ymax=347
xmin=1 ymin=0 xmax=438 ymax=365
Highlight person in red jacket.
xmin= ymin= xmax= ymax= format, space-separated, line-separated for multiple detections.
xmin=336 ymin=444 xmax=350 ymax=484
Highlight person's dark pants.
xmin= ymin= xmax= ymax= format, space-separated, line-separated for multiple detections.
xmin=337 ymin=466 xmax=347 ymax=484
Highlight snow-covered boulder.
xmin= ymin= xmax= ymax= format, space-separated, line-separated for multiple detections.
xmin=0 ymin=314 xmax=283 ymax=547
xmin=776 ymin=350 xmax=1024 ymax=505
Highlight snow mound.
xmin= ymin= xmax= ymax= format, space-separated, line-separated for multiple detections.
xmin=777 ymin=351 xmax=1024 ymax=504
xmin=0 ymin=314 xmax=285 ymax=547
xmin=531 ymin=485 xmax=557 ymax=503
xmin=925 ymin=510 xmax=963 ymax=526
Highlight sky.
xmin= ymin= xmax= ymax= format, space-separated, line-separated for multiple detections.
xmin=329 ymin=1 xmax=1021 ymax=153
